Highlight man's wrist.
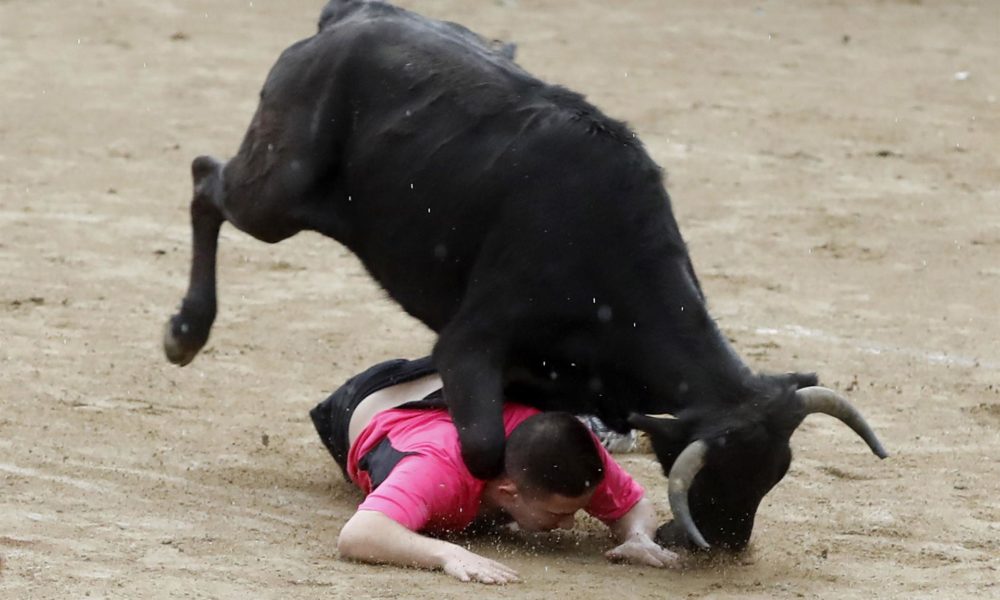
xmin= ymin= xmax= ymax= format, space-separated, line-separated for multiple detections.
xmin=430 ymin=540 xmax=460 ymax=570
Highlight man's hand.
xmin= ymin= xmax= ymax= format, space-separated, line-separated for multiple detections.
xmin=339 ymin=510 xmax=520 ymax=584
xmin=606 ymin=496 xmax=679 ymax=567
xmin=605 ymin=534 xmax=679 ymax=568
xmin=442 ymin=546 xmax=521 ymax=584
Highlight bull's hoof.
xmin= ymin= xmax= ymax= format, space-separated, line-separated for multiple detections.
xmin=162 ymin=307 xmax=212 ymax=366
xmin=163 ymin=316 xmax=199 ymax=366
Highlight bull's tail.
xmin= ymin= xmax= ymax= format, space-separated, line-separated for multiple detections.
xmin=163 ymin=156 xmax=225 ymax=366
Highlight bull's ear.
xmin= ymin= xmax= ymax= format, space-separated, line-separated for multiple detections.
xmin=627 ymin=412 xmax=681 ymax=435
xmin=766 ymin=371 xmax=820 ymax=391
xmin=790 ymin=372 xmax=819 ymax=389
xmin=628 ymin=413 xmax=692 ymax=468
xmin=490 ymin=39 xmax=517 ymax=60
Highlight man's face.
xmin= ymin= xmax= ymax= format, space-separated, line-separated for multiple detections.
xmin=505 ymin=489 xmax=595 ymax=532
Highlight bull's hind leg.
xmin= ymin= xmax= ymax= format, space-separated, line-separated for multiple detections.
xmin=163 ymin=147 xmax=325 ymax=365
xmin=164 ymin=118 xmax=336 ymax=365
xmin=164 ymin=43 xmax=344 ymax=365
xmin=163 ymin=156 xmax=227 ymax=365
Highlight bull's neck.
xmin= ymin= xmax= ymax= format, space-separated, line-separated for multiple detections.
xmin=668 ymin=316 xmax=753 ymax=410
xmin=626 ymin=259 xmax=755 ymax=412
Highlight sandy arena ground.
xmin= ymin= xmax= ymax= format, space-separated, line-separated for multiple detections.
xmin=1 ymin=0 xmax=998 ymax=598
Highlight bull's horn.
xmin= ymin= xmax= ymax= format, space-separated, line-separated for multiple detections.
xmin=795 ymin=387 xmax=889 ymax=459
xmin=668 ymin=439 xmax=711 ymax=550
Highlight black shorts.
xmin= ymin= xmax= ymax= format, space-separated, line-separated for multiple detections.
xmin=309 ymin=356 xmax=442 ymax=481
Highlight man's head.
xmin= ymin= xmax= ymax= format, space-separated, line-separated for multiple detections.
xmin=487 ymin=412 xmax=605 ymax=532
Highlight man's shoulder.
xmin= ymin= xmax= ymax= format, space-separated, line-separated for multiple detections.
xmin=502 ymin=402 xmax=541 ymax=419
xmin=360 ymin=445 xmax=484 ymax=531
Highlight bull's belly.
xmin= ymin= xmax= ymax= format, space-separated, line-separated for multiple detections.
xmin=334 ymin=194 xmax=509 ymax=332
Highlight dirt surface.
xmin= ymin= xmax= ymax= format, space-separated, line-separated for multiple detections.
xmin=2 ymin=0 xmax=998 ymax=598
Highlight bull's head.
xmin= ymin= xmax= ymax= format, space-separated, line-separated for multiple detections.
xmin=628 ymin=380 xmax=887 ymax=551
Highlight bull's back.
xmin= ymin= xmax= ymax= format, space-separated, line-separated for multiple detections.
xmin=281 ymin=2 xmax=673 ymax=331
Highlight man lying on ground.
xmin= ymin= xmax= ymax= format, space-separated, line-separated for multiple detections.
xmin=310 ymin=357 xmax=678 ymax=584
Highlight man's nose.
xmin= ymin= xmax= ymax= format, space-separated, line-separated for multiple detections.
xmin=557 ymin=514 xmax=576 ymax=530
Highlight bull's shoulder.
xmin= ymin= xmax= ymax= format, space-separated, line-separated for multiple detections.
xmin=318 ymin=0 xmax=388 ymax=32
xmin=537 ymin=86 xmax=641 ymax=148
xmin=305 ymin=2 xmax=648 ymax=159
xmin=314 ymin=1 xmax=523 ymax=78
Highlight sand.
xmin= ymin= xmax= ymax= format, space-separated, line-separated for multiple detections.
xmin=1 ymin=0 xmax=998 ymax=598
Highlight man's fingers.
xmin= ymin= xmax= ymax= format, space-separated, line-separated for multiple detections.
xmin=655 ymin=547 xmax=680 ymax=565
xmin=633 ymin=548 xmax=664 ymax=568
xmin=472 ymin=568 xmax=518 ymax=585
xmin=631 ymin=546 xmax=661 ymax=567
xmin=452 ymin=557 xmax=519 ymax=585
xmin=486 ymin=558 xmax=520 ymax=579
xmin=649 ymin=545 xmax=679 ymax=566
xmin=606 ymin=542 xmax=679 ymax=568
xmin=488 ymin=564 xmax=520 ymax=584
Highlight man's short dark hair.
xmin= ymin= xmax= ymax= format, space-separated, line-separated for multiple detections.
xmin=504 ymin=412 xmax=604 ymax=498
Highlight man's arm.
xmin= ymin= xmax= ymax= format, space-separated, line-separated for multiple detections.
xmin=583 ymin=430 xmax=678 ymax=567
xmin=605 ymin=496 xmax=679 ymax=567
xmin=338 ymin=509 xmax=521 ymax=584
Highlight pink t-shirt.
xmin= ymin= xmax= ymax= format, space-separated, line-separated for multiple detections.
xmin=347 ymin=402 xmax=644 ymax=532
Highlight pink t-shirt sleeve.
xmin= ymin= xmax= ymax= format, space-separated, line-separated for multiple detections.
xmin=356 ymin=453 xmax=470 ymax=532
xmin=585 ymin=441 xmax=645 ymax=524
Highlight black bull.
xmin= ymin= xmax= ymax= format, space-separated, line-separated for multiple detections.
xmin=164 ymin=0 xmax=887 ymax=550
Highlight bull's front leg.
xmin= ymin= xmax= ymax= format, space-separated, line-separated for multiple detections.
xmin=163 ymin=156 xmax=225 ymax=366
xmin=434 ymin=329 xmax=507 ymax=480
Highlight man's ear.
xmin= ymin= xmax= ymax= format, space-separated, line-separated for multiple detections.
xmin=495 ymin=476 xmax=520 ymax=500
